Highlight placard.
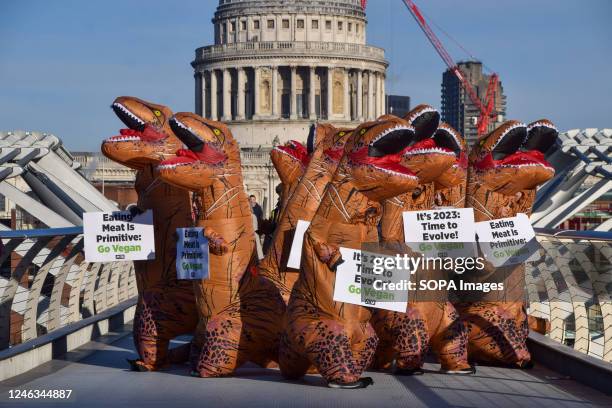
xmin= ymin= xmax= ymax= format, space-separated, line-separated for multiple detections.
xmin=402 ymin=208 xmax=476 ymax=258
xmin=84 ymin=210 xmax=155 ymax=262
xmin=332 ymin=247 xmax=408 ymax=312
xmin=476 ymin=213 xmax=540 ymax=267
xmin=176 ymin=227 xmax=209 ymax=280
xmin=286 ymin=220 xmax=311 ymax=269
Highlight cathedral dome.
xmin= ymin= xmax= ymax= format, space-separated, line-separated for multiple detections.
xmin=215 ymin=1 xmax=366 ymax=21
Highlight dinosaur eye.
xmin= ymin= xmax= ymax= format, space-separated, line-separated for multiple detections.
xmin=339 ymin=131 xmax=346 ymax=136
xmin=360 ymin=128 xmax=367 ymax=135
xmin=213 ymin=128 xmax=221 ymax=136
xmin=154 ymin=110 xmax=161 ymax=117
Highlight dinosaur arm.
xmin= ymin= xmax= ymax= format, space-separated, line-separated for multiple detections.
xmin=312 ymin=240 xmax=344 ymax=271
xmin=202 ymin=227 xmax=228 ymax=255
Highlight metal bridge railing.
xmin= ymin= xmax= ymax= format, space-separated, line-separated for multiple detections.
xmin=529 ymin=229 xmax=612 ymax=362
xmin=0 ymin=227 xmax=136 ymax=350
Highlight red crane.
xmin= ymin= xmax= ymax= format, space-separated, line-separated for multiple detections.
xmin=401 ymin=0 xmax=499 ymax=136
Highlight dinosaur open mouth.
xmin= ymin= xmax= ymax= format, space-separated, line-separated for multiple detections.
xmin=350 ymin=126 xmax=419 ymax=178
xmin=106 ymin=126 xmax=166 ymax=143
xmin=108 ymin=102 xmax=167 ymax=143
xmin=112 ymin=102 xmax=145 ymax=132
xmin=163 ymin=117 xmax=228 ymax=167
xmin=524 ymin=121 xmax=558 ymax=153
xmin=434 ymin=127 xmax=462 ymax=156
xmin=401 ymin=138 xmax=455 ymax=157
xmin=475 ymin=149 xmax=554 ymax=172
xmin=490 ymin=123 xmax=526 ymax=160
xmin=406 ymin=106 xmax=440 ymax=139
xmin=274 ymin=140 xmax=310 ymax=166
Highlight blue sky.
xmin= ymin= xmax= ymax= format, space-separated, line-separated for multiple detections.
xmin=0 ymin=0 xmax=610 ymax=151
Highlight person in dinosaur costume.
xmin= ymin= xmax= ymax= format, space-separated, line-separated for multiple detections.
xmin=458 ymin=119 xmax=558 ymax=367
xmin=156 ymin=112 xmax=285 ymax=377
xmin=370 ymin=106 xmax=473 ymax=375
xmin=281 ymin=116 xmax=429 ymax=388
xmin=101 ymin=96 xmax=197 ymax=371
xmin=258 ymin=124 xmax=353 ymax=303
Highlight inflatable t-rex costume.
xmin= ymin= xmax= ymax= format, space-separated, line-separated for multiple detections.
xmin=371 ymin=106 xmax=472 ymax=374
xmin=281 ymin=117 xmax=425 ymax=388
xmin=101 ymin=96 xmax=197 ymax=371
xmin=156 ymin=112 xmax=285 ymax=377
xmin=459 ymin=119 xmax=558 ymax=367
xmin=259 ymin=124 xmax=352 ymax=303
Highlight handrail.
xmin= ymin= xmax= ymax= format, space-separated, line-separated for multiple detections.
xmin=0 ymin=228 xmax=136 ymax=350
xmin=0 ymin=226 xmax=83 ymax=239
xmin=534 ymin=227 xmax=612 ymax=241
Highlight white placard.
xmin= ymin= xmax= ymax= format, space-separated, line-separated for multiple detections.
xmin=176 ymin=227 xmax=209 ymax=280
xmin=475 ymin=213 xmax=539 ymax=267
xmin=84 ymin=210 xmax=155 ymax=262
xmin=332 ymin=247 xmax=408 ymax=313
xmin=402 ymin=207 xmax=477 ymax=258
xmin=286 ymin=220 xmax=311 ymax=269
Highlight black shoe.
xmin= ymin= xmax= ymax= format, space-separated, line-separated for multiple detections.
xmin=126 ymin=359 xmax=148 ymax=372
xmin=394 ymin=367 xmax=424 ymax=376
xmin=440 ymin=366 xmax=476 ymax=375
xmin=327 ymin=377 xmax=374 ymax=389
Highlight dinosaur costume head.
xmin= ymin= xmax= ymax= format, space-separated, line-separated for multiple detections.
xmin=468 ymin=120 xmax=557 ymax=218
xmin=433 ymin=123 xmax=468 ymax=207
xmin=400 ymin=104 xmax=456 ymax=183
xmin=102 ymin=96 xmax=179 ymax=169
xmin=271 ymin=140 xmax=309 ymax=186
xmin=346 ymin=117 xmax=422 ymax=201
xmin=156 ymin=113 xmax=242 ymax=191
xmin=433 ymin=123 xmax=467 ymax=188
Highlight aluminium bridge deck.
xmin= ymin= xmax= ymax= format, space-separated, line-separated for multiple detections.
xmin=1 ymin=325 xmax=611 ymax=408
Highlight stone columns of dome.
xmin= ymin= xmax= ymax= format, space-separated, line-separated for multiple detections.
xmin=356 ymin=69 xmax=363 ymax=121
xmin=254 ymin=66 xmax=261 ymax=119
xmin=326 ymin=66 xmax=333 ymax=120
xmin=222 ymin=68 xmax=232 ymax=121
xmin=201 ymin=72 xmax=207 ymax=119
xmin=381 ymin=73 xmax=386 ymax=115
xmin=290 ymin=65 xmax=297 ymax=120
xmin=343 ymin=68 xmax=350 ymax=120
xmin=210 ymin=70 xmax=218 ymax=121
xmin=195 ymin=72 xmax=202 ymax=116
xmin=309 ymin=66 xmax=316 ymax=120
xmin=272 ymin=66 xmax=279 ymax=118
xmin=237 ymin=67 xmax=246 ymax=120
xmin=367 ymin=70 xmax=375 ymax=120
xmin=375 ymin=72 xmax=382 ymax=117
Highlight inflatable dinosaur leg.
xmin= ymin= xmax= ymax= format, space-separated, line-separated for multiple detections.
xmin=131 ymin=288 xmax=199 ymax=371
xmin=296 ymin=317 xmax=375 ymax=385
xmin=459 ymin=302 xmax=531 ymax=367
xmin=429 ymin=302 xmax=471 ymax=372
xmin=193 ymin=311 xmax=245 ymax=377
xmin=370 ymin=309 xmax=429 ymax=371
xmin=278 ymin=329 xmax=312 ymax=379
xmin=347 ymin=321 xmax=378 ymax=374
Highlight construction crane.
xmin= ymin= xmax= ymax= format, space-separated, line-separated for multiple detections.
xmin=401 ymin=0 xmax=499 ymax=136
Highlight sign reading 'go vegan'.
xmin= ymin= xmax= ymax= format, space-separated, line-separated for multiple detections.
xmin=83 ymin=210 xmax=155 ymax=262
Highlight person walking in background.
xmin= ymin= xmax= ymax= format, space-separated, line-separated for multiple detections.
xmin=249 ymin=194 xmax=264 ymax=226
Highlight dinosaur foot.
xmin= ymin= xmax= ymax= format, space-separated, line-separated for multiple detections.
xmin=439 ymin=366 xmax=476 ymax=375
xmin=127 ymin=359 xmax=151 ymax=372
xmin=394 ymin=367 xmax=424 ymax=376
xmin=327 ymin=377 xmax=374 ymax=389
